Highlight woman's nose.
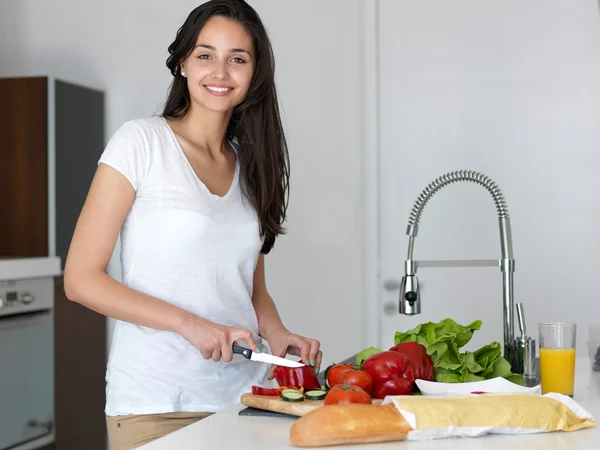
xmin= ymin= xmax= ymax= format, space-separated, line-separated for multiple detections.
xmin=211 ymin=59 xmax=229 ymax=80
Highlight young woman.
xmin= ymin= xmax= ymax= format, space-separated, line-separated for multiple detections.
xmin=64 ymin=1 xmax=322 ymax=448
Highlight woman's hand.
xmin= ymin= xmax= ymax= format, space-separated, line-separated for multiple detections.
xmin=178 ymin=314 xmax=260 ymax=363
xmin=266 ymin=328 xmax=323 ymax=378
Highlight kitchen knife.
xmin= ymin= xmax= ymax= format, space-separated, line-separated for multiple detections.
xmin=232 ymin=344 xmax=305 ymax=368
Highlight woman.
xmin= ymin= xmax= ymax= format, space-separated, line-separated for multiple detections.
xmin=63 ymin=1 xmax=322 ymax=448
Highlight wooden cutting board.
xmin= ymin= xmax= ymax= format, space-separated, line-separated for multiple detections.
xmin=240 ymin=393 xmax=383 ymax=417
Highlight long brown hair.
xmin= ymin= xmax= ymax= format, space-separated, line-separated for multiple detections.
xmin=163 ymin=0 xmax=289 ymax=254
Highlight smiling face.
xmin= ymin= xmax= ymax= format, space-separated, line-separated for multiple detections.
xmin=180 ymin=16 xmax=255 ymax=114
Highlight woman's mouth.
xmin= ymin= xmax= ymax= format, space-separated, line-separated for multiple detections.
xmin=204 ymin=85 xmax=234 ymax=96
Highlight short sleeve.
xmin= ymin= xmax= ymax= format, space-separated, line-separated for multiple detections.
xmin=98 ymin=121 xmax=148 ymax=191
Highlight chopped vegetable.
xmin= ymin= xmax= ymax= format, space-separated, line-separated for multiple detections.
xmin=251 ymin=386 xmax=280 ymax=396
xmin=273 ymin=364 xmax=321 ymax=391
xmin=304 ymin=389 xmax=327 ymax=401
xmin=280 ymin=389 xmax=305 ymax=402
xmin=277 ymin=385 xmax=305 ymax=394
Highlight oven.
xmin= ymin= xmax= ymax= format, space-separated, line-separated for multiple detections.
xmin=0 ymin=276 xmax=54 ymax=450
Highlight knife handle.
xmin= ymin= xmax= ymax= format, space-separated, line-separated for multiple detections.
xmin=232 ymin=344 xmax=252 ymax=359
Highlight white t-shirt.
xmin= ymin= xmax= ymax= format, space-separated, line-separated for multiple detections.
xmin=98 ymin=116 xmax=270 ymax=416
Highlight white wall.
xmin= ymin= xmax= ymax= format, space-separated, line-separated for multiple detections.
xmin=0 ymin=0 xmax=365 ymax=368
xmin=375 ymin=0 xmax=600 ymax=358
xmin=250 ymin=1 xmax=365 ymax=366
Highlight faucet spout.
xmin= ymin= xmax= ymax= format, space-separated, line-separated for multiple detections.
xmin=398 ymin=170 xmax=516 ymax=365
xmin=398 ymin=248 xmax=421 ymax=314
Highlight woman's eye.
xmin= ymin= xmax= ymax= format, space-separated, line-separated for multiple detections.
xmin=231 ymin=57 xmax=246 ymax=64
xmin=198 ymin=54 xmax=211 ymax=60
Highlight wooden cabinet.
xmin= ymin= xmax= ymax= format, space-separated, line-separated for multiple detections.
xmin=0 ymin=76 xmax=107 ymax=450
xmin=0 ymin=76 xmax=105 ymax=266
xmin=0 ymin=77 xmax=48 ymax=257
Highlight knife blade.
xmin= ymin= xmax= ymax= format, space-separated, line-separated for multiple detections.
xmin=232 ymin=344 xmax=305 ymax=368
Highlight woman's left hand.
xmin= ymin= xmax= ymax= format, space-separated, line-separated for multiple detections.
xmin=266 ymin=329 xmax=323 ymax=378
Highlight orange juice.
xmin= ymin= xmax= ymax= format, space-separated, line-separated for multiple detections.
xmin=539 ymin=347 xmax=576 ymax=395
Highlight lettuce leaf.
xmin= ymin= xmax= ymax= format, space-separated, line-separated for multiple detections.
xmin=394 ymin=318 xmax=482 ymax=349
xmin=354 ymin=346 xmax=382 ymax=368
xmin=394 ymin=318 xmax=524 ymax=385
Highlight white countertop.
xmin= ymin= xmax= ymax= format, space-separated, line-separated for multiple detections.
xmin=0 ymin=257 xmax=62 ymax=280
xmin=140 ymin=357 xmax=600 ymax=449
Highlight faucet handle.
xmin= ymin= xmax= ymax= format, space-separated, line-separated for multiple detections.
xmin=516 ymin=302 xmax=526 ymax=336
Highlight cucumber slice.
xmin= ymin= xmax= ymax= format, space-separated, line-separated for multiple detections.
xmin=304 ymin=389 xmax=327 ymax=401
xmin=280 ymin=389 xmax=305 ymax=402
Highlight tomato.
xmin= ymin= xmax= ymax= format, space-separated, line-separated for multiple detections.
xmin=251 ymin=386 xmax=280 ymax=396
xmin=326 ymin=363 xmax=353 ymax=388
xmin=335 ymin=369 xmax=373 ymax=395
xmin=324 ymin=382 xmax=372 ymax=406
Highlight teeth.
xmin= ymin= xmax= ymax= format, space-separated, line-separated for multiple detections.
xmin=206 ymin=86 xmax=231 ymax=93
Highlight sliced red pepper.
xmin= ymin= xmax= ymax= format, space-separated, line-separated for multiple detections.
xmin=276 ymin=385 xmax=304 ymax=394
xmin=389 ymin=341 xmax=434 ymax=382
xmin=272 ymin=364 xmax=321 ymax=391
xmin=251 ymin=386 xmax=280 ymax=396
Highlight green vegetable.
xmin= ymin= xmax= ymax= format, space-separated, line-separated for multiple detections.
xmin=393 ymin=318 xmax=524 ymax=386
xmin=354 ymin=346 xmax=382 ymax=368
xmin=304 ymin=389 xmax=327 ymax=400
xmin=280 ymin=389 xmax=305 ymax=402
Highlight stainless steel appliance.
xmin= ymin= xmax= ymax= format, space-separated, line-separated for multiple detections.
xmin=0 ymin=275 xmax=54 ymax=450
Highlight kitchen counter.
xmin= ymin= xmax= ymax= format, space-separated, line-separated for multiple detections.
xmin=140 ymin=357 xmax=600 ymax=449
xmin=0 ymin=256 xmax=61 ymax=280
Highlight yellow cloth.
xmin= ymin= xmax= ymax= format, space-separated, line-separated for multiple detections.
xmin=387 ymin=394 xmax=595 ymax=433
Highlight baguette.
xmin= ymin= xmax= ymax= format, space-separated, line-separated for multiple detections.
xmin=290 ymin=403 xmax=412 ymax=447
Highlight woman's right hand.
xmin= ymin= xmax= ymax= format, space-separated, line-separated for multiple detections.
xmin=178 ymin=314 xmax=259 ymax=363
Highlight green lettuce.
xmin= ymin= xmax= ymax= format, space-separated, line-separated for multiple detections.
xmin=394 ymin=318 xmax=524 ymax=385
xmin=354 ymin=346 xmax=382 ymax=368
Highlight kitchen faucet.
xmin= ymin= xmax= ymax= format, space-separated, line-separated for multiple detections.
xmin=397 ymin=170 xmax=516 ymax=365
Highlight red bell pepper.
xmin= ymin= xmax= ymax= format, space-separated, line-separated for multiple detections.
xmin=389 ymin=341 xmax=434 ymax=382
xmin=272 ymin=364 xmax=321 ymax=391
xmin=251 ymin=386 xmax=280 ymax=396
xmin=361 ymin=351 xmax=415 ymax=398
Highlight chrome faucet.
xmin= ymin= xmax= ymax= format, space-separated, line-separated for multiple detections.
xmin=398 ymin=170 xmax=516 ymax=364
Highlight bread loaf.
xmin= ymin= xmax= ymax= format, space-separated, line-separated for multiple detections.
xmin=289 ymin=403 xmax=412 ymax=447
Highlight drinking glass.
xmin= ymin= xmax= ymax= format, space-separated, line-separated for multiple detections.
xmin=539 ymin=322 xmax=576 ymax=396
